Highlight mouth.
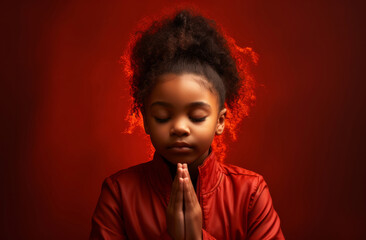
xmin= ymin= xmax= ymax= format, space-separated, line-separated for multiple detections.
xmin=168 ymin=142 xmax=193 ymax=153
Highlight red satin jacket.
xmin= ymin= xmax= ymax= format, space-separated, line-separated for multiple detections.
xmin=90 ymin=150 xmax=285 ymax=239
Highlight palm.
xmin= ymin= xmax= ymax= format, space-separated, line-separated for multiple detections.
xmin=167 ymin=163 xmax=202 ymax=240
xmin=167 ymin=164 xmax=185 ymax=240
xmin=182 ymin=166 xmax=202 ymax=240
xmin=177 ymin=208 xmax=185 ymax=238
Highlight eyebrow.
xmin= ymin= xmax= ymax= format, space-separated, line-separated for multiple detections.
xmin=150 ymin=101 xmax=212 ymax=110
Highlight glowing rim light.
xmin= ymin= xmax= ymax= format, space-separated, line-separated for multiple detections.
xmin=119 ymin=9 xmax=259 ymax=162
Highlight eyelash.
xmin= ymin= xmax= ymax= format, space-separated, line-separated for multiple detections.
xmin=191 ymin=117 xmax=207 ymax=122
xmin=155 ymin=117 xmax=169 ymax=123
xmin=154 ymin=117 xmax=207 ymax=123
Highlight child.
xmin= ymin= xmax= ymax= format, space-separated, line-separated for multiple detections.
xmin=90 ymin=8 xmax=284 ymax=240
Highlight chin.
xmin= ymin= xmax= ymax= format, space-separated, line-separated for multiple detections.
xmin=164 ymin=153 xmax=198 ymax=165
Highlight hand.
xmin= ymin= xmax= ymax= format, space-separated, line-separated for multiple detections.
xmin=166 ymin=163 xmax=185 ymax=240
xmin=182 ymin=164 xmax=203 ymax=240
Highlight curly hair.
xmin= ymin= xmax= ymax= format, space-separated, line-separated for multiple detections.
xmin=121 ymin=7 xmax=258 ymax=161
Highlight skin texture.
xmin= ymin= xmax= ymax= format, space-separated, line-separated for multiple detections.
xmin=142 ymin=73 xmax=226 ymax=240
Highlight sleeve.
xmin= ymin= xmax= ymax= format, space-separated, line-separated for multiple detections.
xmin=90 ymin=176 xmax=128 ymax=240
xmin=202 ymin=228 xmax=216 ymax=239
xmin=246 ymin=175 xmax=285 ymax=240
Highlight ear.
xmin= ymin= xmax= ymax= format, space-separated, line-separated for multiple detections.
xmin=215 ymin=108 xmax=227 ymax=135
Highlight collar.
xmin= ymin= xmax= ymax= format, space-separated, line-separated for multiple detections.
xmin=147 ymin=148 xmax=223 ymax=201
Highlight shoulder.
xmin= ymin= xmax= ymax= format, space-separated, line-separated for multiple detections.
xmin=220 ymin=162 xmax=260 ymax=177
xmin=220 ymin=162 xmax=264 ymax=181
xmin=219 ymin=162 xmax=274 ymax=210
xmin=105 ymin=160 xmax=153 ymax=186
xmin=219 ymin=162 xmax=268 ymax=193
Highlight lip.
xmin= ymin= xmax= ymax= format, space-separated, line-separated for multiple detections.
xmin=168 ymin=142 xmax=192 ymax=148
xmin=168 ymin=142 xmax=193 ymax=153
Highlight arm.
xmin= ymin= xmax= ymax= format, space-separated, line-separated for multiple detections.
xmin=247 ymin=176 xmax=285 ymax=240
xmin=90 ymin=177 xmax=127 ymax=240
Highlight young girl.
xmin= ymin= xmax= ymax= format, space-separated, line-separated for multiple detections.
xmin=90 ymin=8 xmax=284 ymax=240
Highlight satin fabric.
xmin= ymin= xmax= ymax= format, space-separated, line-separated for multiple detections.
xmin=90 ymin=150 xmax=285 ymax=239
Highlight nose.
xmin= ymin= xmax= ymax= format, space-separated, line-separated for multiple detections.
xmin=170 ymin=117 xmax=190 ymax=137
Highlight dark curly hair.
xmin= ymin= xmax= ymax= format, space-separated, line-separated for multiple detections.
xmin=121 ymin=7 xmax=258 ymax=161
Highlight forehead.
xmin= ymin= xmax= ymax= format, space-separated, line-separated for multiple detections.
xmin=148 ymin=73 xmax=219 ymax=108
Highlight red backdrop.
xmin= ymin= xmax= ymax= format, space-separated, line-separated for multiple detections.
xmin=2 ymin=0 xmax=365 ymax=239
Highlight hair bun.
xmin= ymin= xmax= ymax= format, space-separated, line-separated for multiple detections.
xmin=173 ymin=9 xmax=191 ymax=27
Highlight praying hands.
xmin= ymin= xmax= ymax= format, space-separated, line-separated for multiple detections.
xmin=166 ymin=163 xmax=203 ymax=240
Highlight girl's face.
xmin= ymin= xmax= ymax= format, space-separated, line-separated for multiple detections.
xmin=143 ymin=73 xmax=226 ymax=165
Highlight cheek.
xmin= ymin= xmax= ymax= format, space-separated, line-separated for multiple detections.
xmin=192 ymin=122 xmax=217 ymax=143
xmin=149 ymin=123 xmax=169 ymax=143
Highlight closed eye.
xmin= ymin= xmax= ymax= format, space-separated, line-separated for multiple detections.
xmin=190 ymin=117 xmax=207 ymax=123
xmin=154 ymin=117 xmax=170 ymax=123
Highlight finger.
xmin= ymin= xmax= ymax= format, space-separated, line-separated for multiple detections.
xmin=183 ymin=164 xmax=191 ymax=181
xmin=181 ymin=163 xmax=187 ymax=178
xmin=184 ymin=177 xmax=195 ymax=209
xmin=186 ymin=168 xmax=198 ymax=197
xmin=168 ymin=164 xmax=180 ymax=207
xmin=185 ymin=168 xmax=199 ymax=204
xmin=175 ymin=177 xmax=184 ymax=211
xmin=185 ymin=163 xmax=189 ymax=173
xmin=177 ymin=163 xmax=182 ymax=178
xmin=173 ymin=166 xmax=183 ymax=209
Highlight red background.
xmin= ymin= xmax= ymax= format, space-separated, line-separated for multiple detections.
xmin=2 ymin=0 xmax=365 ymax=239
